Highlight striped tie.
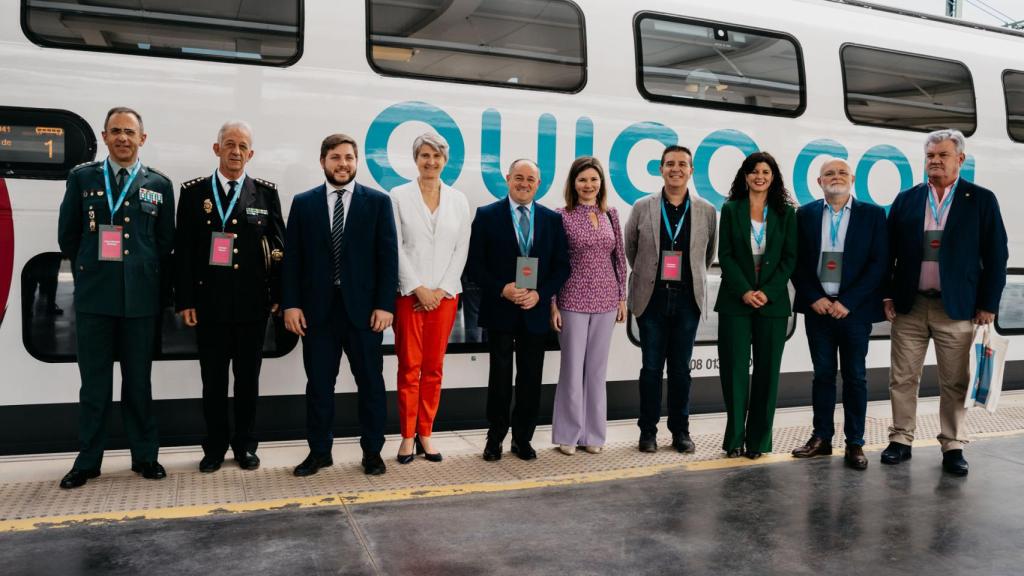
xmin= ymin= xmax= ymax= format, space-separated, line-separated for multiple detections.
xmin=332 ymin=189 xmax=345 ymax=285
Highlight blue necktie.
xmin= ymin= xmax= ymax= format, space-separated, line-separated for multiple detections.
xmin=517 ymin=205 xmax=530 ymax=255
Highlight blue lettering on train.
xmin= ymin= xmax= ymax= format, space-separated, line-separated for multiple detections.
xmin=365 ymin=100 xmax=976 ymax=211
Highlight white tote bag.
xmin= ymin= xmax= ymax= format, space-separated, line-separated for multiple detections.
xmin=965 ymin=324 xmax=1009 ymax=414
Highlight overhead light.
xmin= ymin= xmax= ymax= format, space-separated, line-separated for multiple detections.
xmin=373 ymin=45 xmax=414 ymax=62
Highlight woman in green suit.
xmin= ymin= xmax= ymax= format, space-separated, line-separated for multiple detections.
xmin=715 ymin=152 xmax=797 ymax=459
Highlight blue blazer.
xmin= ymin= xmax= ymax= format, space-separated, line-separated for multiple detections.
xmin=467 ymin=198 xmax=570 ymax=335
xmin=281 ymin=182 xmax=398 ymax=328
xmin=793 ymin=198 xmax=888 ymax=322
xmin=887 ymin=180 xmax=1008 ymax=321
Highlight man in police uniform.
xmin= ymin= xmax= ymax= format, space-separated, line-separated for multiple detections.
xmin=175 ymin=121 xmax=284 ymax=473
xmin=57 ymin=107 xmax=175 ymax=489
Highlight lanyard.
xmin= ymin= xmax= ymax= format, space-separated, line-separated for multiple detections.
xmin=927 ymin=179 xmax=958 ymax=226
xmin=510 ymin=201 xmax=535 ymax=255
xmin=751 ymin=205 xmax=768 ymax=250
xmin=827 ymin=203 xmax=845 ymax=249
xmin=211 ymin=171 xmax=245 ymax=231
xmin=102 ymin=158 xmax=141 ymax=224
xmin=661 ymin=196 xmax=690 ymax=248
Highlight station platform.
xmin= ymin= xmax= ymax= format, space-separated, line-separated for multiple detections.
xmin=2 ymin=393 xmax=1024 ymax=575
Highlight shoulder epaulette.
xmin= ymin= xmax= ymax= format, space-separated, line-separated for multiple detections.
xmin=254 ymin=178 xmax=277 ymax=190
xmin=180 ymin=176 xmax=205 ymax=190
xmin=146 ymin=166 xmax=171 ymax=181
xmin=70 ymin=160 xmax=101 ymax=173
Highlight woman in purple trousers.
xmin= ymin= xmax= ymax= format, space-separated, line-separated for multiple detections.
xmin=550 ymin=156 xmax=627 ymax=454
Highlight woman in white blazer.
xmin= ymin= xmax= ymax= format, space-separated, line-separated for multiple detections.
xmin=391 ymin=133 xmax=471 ymax=464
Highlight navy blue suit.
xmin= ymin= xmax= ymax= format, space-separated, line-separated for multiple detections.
xmin=467 ymin=198 xmax=569 ymax=444
xmin=282 ymin=182 xmax=398 ymax=454
xmin=794 ymin=198 xmax=888 ymax=445
xmin=887 ymin=180 xmax=1007 ymax=320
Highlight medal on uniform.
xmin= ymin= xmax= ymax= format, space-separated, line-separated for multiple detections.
xmin=819 ymin=252 xmax=843 ymax=283
xmin=923 ymin=230 xmax=942 ymax=261
xmin=203 ymin=198 xmax=213 ymax=214
xmin=660 ymin=251 xmax=683 ymax=281
xmin=97 ymin=224 xmax=124 ymax=261
xmin=209 ymin=231 xmax=234 ymax=266
xmin=515 ymin=256 xmax=538 ymax=289
xmin=88 ymin=208 xmax=97 ymax=232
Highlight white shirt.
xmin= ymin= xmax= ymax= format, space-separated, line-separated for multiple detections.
xmin=750 ymin=219 xmax=766 ymax=257
xmin=817 ymin=195 xmax=853 ymax=296
xmin=325 ymin=180 xmax=353 ymax=230
xmin=391 ymin=180 xmax=472 ymax=297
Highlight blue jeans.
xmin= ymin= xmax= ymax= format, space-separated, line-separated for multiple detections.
xmin=804 ymin=312 xmax=872 ymax=446
xmin=636 ymin=287 xmax=701 ymax=438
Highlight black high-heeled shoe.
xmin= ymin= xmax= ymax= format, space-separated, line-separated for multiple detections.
xmin=415 ymin=435 xmax=443 ymax=462
xmin=397 ymin=438 xmax=415 ymax=464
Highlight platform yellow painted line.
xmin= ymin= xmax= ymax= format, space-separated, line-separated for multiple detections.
xmin=2 ymin=428 xmax=1021 ymax=533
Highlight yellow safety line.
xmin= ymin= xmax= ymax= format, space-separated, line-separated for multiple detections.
xmin=2 ymin=429 xmax=1021 ymax=533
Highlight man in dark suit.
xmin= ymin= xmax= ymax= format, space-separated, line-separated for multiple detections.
xmin=282 ymin=133 xmax=398 ymax=477
xmin=791 ymin=159 xmax=887 ymax=470
xmin=883 ymin=129 xmax=1008 ymax=476
xmin=56 ymin=107 xmax=175 ymax=488
xmin=468 ymin=159 xmax=570 ymax=461
xmin=175 ymin=121 xmax=285 ymax=473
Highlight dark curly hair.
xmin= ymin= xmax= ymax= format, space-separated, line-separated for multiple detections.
xmin=727 ymin=151 xmax=794 ymax=215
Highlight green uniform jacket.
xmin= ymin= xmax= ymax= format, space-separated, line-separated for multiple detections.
xmin=57 ymin=160 xmax=175 ymax=318
xmin=714 ymin=198 xmax=797 ymax=318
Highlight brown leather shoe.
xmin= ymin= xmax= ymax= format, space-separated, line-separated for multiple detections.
xmin=844 ymin=445 xmax=868 ymax=470
xmin=791 ymin=436 xmax=833 ymax=458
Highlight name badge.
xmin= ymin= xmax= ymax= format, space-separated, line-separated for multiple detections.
xmin=819 ymin=251 xmax=844 ymax=284
xmin=98 ymin=225 xmax=124 ymax=262
xmin=923 ymin=230 xmax=942 ymax=262
xmin=660 ymin=251 xmax=683 ymax=282
xmin=516 ymin=256 xmax=538 ymax=290
xmin=209 ymin=232 xmax=235 ymax=267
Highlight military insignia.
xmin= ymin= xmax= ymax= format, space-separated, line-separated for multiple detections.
xmin=88 ymin=208 xmax=97 ymax=232
xmin=254 ymin=178 xmax=277 ymax=190
xmin=97 ymin=190 xmax=104 ymax=197
xmin=271 ymin=249 xmax=283 ymax=262
xmin=245 ymin=207 xmax=269 ymax=216
xmin=203 ymin=198 xmax=213 ymax=214
xmin=139 ymin=188 xmax=163 ymax=204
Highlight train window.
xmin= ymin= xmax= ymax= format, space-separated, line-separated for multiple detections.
xmin=634 ymin=13 xmax=805 ymax=117
xmin=366 ymin=0 xmax=586 ymax=93
xmin=841 ymin=44 xmax=976 ymax=135
xmin=21 ymin=1 xmax=302 ymax=66
xmin=1004 ymin=71 xmax=1024 ymax=143
xmin=995 ymin=270 xmax=1024 ymax=335
xmin=0 ymin=107 xmax=96 ymax=180
xmin=625 ymin=266 xmax=797 ymax=347
xmin=21 ymin=253 xmax=298 ymax=362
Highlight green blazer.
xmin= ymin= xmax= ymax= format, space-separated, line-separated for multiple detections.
xmin=58 ymin=160 xmax=175 ymax=318
xmin=714 ymin=198 xmax=797 ymax=318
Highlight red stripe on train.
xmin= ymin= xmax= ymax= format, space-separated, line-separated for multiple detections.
xmin=0 ymin=178 xmax=13 ymax=326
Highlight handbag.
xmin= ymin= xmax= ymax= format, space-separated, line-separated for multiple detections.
xmin=964 ymin=324 xmax=1009 ymax=414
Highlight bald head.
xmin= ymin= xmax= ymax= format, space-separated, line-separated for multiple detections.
xmin=817 ymin=158 xmax=854 ymax=200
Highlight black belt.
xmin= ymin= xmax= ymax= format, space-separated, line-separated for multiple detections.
xmin=917 ymin=289 xmax=941 ymax=299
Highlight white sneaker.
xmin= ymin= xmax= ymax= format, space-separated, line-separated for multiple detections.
xmin=584 ymin=446 xmax=603 ymax=454
xmin=558 ymin=445 xmax=576 ymax=455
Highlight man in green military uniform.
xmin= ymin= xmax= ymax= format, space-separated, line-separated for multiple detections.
xmin=57 ymin=107 xmax=175 ymax=489
xmin=175 ymin=121 xmax=284 ymax=473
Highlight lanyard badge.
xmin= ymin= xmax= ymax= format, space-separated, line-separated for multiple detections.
xmin=211 ymin=171 xmax=244 ymax=231
xmin=102 ymin=159 xmax=141 ymax=225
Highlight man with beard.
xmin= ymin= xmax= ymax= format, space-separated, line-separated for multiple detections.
xmin=791 ymin=158 xmax=887 ymax=470
xmin=282 ymin=133 xmax=398 ymax=476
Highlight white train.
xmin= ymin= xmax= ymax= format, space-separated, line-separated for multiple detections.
xmin=1 ymin=0 xmax=1022 ymax=454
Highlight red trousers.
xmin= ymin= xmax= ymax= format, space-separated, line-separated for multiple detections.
xmin=393 ymin=294 xmax=458 ymax=438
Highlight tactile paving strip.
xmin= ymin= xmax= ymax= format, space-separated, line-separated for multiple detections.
xmin=4 ymin=405 xmax=1024 ymax=522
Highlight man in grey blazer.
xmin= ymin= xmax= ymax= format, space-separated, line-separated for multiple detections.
xmin=624 ymin=145 xmax=717 ymax=453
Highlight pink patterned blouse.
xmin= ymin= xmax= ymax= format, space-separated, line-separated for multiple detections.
xmin=555 ymin=205 xmax=627 ymax=313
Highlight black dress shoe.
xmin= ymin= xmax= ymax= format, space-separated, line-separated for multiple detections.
xmin=59 ymin=468 xmax=100 ymax=489
xmin=483 ymin=440 xmax=503 ymax=461
xmin=844 ymin=445 xmax=869 ymax=470
xmin=638 ymin=435 xmax=657 ymax=453
xmin=199 ymin=455 xmax=223 ymax=473
xmin=510 ymin=439 xmax=537 ymax=460
xmin=745 ymin=451 xmax=763 ymax=460
xmin=672 ymin=432 xmax=695 ymax=454
xmin=234 ymin=451 xmax=260 ymax=471
xmin=131 ymin=461 xmax=167 ymax=480
xmin=880 ymin=442 xmax=912 ymax=465
xmin=294 ymin=452 xmax=333 ymax=477
xmin=726 ymin=448 xmax=743 ymax=458
xmin=942 ymin=449 xmax=969 ymax=476
xmin=362 ymin=452 xmax=387 ymax=476
xmin=415 ymin=435 xmax=443 ymax=462
xmin=791 ymin=436 xmax=833 ymax=459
